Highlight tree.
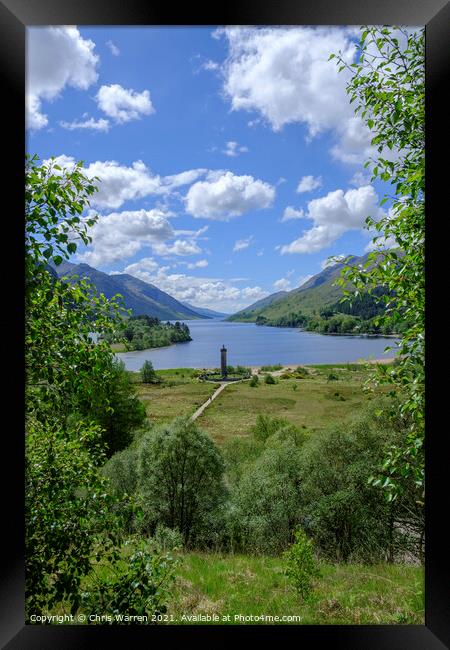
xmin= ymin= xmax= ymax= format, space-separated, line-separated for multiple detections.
xmin=24 ymin=154 xmax=148 ymax=613
xmin=141 ymin=359 xmax=159 ymax=384
xmin=137 ymin=417 xmax=226 ymax=545
xmin=331 ymin=27 xmax=425 ymax=505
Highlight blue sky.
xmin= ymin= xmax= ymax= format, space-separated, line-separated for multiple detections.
xmin=26 ymin=25 xmax=394 ymax=312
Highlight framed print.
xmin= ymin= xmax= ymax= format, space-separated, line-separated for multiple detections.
xmin=1 ymin=0 xmax=449 ymax=647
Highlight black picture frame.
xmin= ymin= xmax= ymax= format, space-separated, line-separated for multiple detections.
xmin=1 ymin=0 xmax=448 ymax=647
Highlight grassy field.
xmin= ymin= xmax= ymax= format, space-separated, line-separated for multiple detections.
xmin=133 ymin=364 xmax=388 ymax=444
xmin=167 ymin=552 xmax=423 ymax=625
xmin=135 ymin=369 xmax=217 ymax=426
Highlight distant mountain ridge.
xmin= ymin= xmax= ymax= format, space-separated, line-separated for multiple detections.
xmin=52 ymin=261 xmax=206 ymax=321
xmin=182 ymin=303 xmax=229 ymax=318
xmin=227 ymin=253 xmax=377 ymax=324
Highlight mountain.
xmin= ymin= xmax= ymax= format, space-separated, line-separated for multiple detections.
xmin=182 ymin=303 xmax=230 ymax=318
xmin=53 ymin=261 xmax=205 ymax=320
xmin=227 ymin=253 xmax=376 ymax=324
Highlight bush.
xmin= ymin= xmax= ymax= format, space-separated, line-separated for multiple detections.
xmin=152 ymin=524 xmax=184 ymax=552
xmin=249 ymin=374 xmax=259 ymax=387
xmin=25 ymin=417 xmax=118 ymax=615
xmin=298 ymin=400 xmax=418 ymax=562
xmin=327 ymin=372 xmax=339 ymax=381
xmin=252 ymin=414 xmax=290 ymax=442
xmin=141 ymin=360 xmax=159 ymax=384
xmin=264 ymin=373 xmax=276 ymax=384
xmin=75 ymin=359 xmax=147 ymax=457
xmin=80 ymin=540 xmax=176 ymax=622
xmin=137 ymin=417 xmax=227 ymax=546
xmin=283 ymin=527 xmax=320 ymax=601
xmin=232 ymin=440 xmax=303 ymax=553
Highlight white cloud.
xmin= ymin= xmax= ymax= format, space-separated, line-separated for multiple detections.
xmin=106 ymin=40 xmax=120 ymax=56
xmin=202 ymin=59 xmax=219 ymax=71
xmin=185 ymin=170 xmax=275 ymax=220
xmin=122 ymin=258 xmax=268 ymax=312
xmin=297 ymin=175 xmax=322 ymax=193
xmin=96 ymin=84 xmax=154 ymax=123
xmin=350 ymin=171 xmax=371 ymax=187
xmin=217 ymin=26 xmax=354 ymax=133
xmin=187 ymin=259 xmax=209 ymax=269
xmin=215 ymin=26 xmax=379 ymax=165
xmin=281 ymin=206 xmax=305 ymax=222
xmin=233 ymin=236 xmax=253 ymax=252
xmin=59 ymin=116 xmax=110 ymax=132
xmin=152 ymin=240 xmax=202 ymax=257
xmin=44 ymin=156 xmax=207 ymax=209
xmin=281 ymin=185 xmax=385 ymax=254
xmin=76 ymin=208 xmax=175 ymax=266
xmin=223 ymin=141 xmax=249 ymax=157
xmin=256 ymin=249 xmax=264 ymax=256
xmin=27 ymin=26 xmax=99 ymax=130
xmin=274 ymin=277 xmax=291 ymax=291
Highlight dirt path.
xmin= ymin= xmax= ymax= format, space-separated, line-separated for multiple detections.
xmin=190 ymin=382 xmax=229 ymax=422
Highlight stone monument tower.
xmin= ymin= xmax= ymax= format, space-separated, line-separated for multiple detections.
xmin=220 ymin=345 xmax=227 ymax=378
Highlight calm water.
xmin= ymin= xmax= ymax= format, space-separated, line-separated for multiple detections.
xmin=115 ymin=319 xmax=399 ymax=371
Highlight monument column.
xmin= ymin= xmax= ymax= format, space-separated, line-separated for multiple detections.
xmin=221 ymin=345 xmax=227 ymax=378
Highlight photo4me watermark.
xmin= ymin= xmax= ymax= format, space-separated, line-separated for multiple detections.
xmin=29 ymin=612 xmax=303 ymax=624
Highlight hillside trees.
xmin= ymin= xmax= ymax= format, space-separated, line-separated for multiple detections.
xmin=25 ymin=155 xmax=159 ymax=614
xmin=331 ymin=26 xmax=425 ymax=504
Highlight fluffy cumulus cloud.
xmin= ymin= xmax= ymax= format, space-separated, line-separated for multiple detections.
xmin=76 ymin=208 xmax=175 ymax=266
xmin=152 ymin=239 xmax=202 ymax=257
xmin=281 ymin=206 xmax=305 ymax=222
xmin=281 ymin=185 xmax=385 ymax=254
xmin=27 ymin=26 xmax=99 ymax=130
xmin=186 ymin=171 xmax=275 ymax=220
xmin=187 ymin=259 xmax=209 ymax=269
xmin=96 ymin=84 xmax=154 ymax=123
xmin=43 ymin=156 xmax=207 ymax=209
xmin=216 ymin=26 xmax=376 ymax=165
xmin=297 ymin=175 xmax=322 ymax=193
xmin=122 ymin=258 xmax=268 ymax=312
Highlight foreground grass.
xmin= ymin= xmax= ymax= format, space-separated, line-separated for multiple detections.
xmin=167 ymin=553 xmax=423 ymax=625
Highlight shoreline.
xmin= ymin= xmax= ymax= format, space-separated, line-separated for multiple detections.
xmin=127 ymin=358 xmax=398 ymax=374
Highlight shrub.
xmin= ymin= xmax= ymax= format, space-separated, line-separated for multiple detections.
xmin=283 ymin=527 xmax=320 ymax=601
xmin=25 ymin=417 xmax=119 ymax=615
xmin=327 ymin=372 xmax=339 ymax=381
xmin=141 ymin=360 xmax=159 ymax=384
xmin=232 ymin=440 xmax=303 ymax=553
xmin=249 ymin=374 xmax=259 ymax=387
xmin=80 ymin=540 xmax=176 ymax=622
xmin=152 ymin=524 xmax=184 ymax=552
xmin=264 ymin=373 xmax=276 ymax=384
xmin=137 ymin=417 xmax=227 ymax=545
xmin=75 ymin=358 xmax=147 ymax=457
xmin=252 ymin=414 xmax=291 ymax=442
xmin=298 ymin=400 xmax=419 ymax=562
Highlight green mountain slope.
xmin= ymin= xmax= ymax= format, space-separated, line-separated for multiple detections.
xmin=53 ymin=261 xmax=205 ymax=320
xmin=227 ymin=253 xmax=400 ymax=334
